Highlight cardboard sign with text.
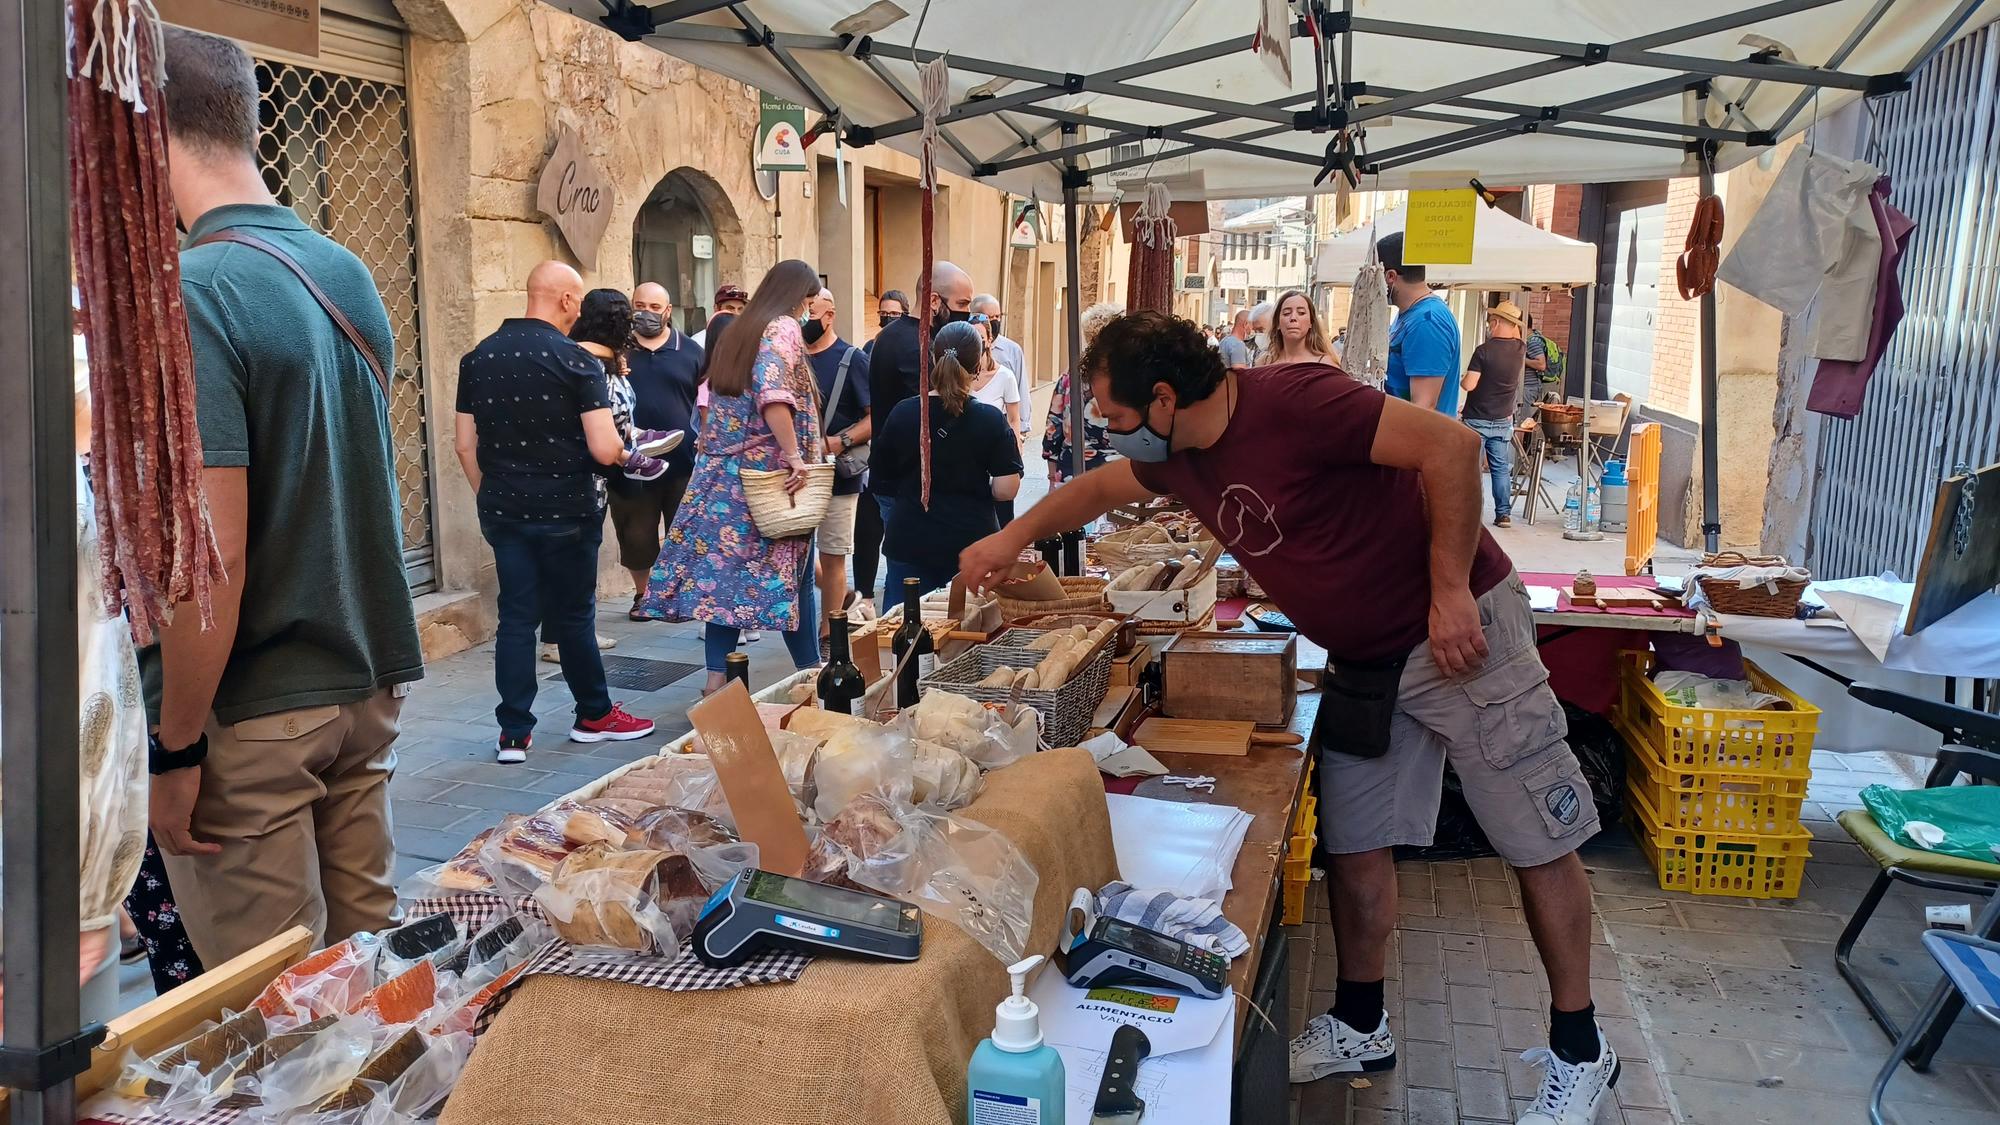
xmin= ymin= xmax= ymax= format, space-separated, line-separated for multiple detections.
xmin=535 ymin=126 xmax=614 ymax=271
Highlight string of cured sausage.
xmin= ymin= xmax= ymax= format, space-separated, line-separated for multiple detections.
xmin=1677 ymin=194 xmax=1725 ymax=300
xmin=69 ymin=0 xmax=222 ymax=641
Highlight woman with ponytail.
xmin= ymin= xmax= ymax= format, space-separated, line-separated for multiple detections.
xmin=871 ymin=321 xmax=1023 ymax=595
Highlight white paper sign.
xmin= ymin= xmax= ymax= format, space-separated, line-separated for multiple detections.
xmin=1255 ymin=0 xmax=1293 ymax=88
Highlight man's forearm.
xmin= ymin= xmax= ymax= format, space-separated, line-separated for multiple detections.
xmin=456 ymin=446 xmax=481 ymax=493
xmin=1421 ymin=435 xmax=1483 ymax=595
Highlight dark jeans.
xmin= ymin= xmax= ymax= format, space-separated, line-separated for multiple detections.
xmin=483 ymin=516 xmax=612 ymax=737
xmin=853 ymin=487 xmax=885 ymax=598
xmin=883 ymin=557 xmax=960 ymax=599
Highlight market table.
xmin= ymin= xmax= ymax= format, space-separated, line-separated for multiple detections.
xmin=442 ymin=687 xmax=1315 ymax=1125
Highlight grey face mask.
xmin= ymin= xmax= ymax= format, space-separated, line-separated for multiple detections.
xmin=632 ymin=311 xmax=666 ymax=337
xmin=1106 ymin=403 xmax=1174 ymax=463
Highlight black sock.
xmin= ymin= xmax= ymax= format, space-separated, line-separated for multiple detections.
xmin=1330 ymin=979 xmax=1384 ymax=1033
xmin=1549 ymin=1003 xmax=1600 ymax=1064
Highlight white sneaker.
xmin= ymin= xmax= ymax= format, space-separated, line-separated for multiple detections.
xmin=1289 ymin=1010 xmax=1395 ymax=1084
xmin=1517 ymin=1033 xmax=1619 ymax=1125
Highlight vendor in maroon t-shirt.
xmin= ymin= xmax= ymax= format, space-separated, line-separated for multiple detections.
xmin=961 ymin=312 xmax=1619 ymax=1125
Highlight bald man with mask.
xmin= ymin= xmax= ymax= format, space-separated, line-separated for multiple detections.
xmin=455 ymin=261 xmax=656 ymax=764
xmin=616 ymin=281 xmax=702 ymax=611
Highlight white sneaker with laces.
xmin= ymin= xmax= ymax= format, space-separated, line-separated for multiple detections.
xmin=1288 ymin=1010 xmax=1395 ymax=1084
xmin=1517 ymin=1032 xmax=1619 ymax=1125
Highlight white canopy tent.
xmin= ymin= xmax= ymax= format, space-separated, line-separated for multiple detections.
xmin=3 ymin=12 xmax=1999 ymax=1117
xmin=1312 ymin=203 xmax=1599 ymax=289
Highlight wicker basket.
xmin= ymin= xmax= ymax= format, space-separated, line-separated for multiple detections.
xmin=920 ymin=641 xmax=1112 ymax=748
xmin=997 ymin=576 xmax=1110 ymax=622
xmin=1091 ymin=525 xmax=1214 ymax=571
xmin=1694 ymin=552 xmax=1809 ymax=619
xmin=1135 ymin=609 xmax=1215 ymax=637
xmin=739 ymin=464 xmax=836 ymax=539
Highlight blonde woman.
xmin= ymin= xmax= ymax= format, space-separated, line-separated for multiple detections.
xmin=1260 ymin=290 xmax=1340 ymax=367
xmin=1041 ymin=301 xmax=1124 ymax=483
xmin=873 ymin=321 xmax=1024 ymax=594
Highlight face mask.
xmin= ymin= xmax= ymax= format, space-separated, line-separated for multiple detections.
xmin=631 ymin=311 xmax=665 ymax=337
xmin=935 ymin=305 xmax=972 ymax=329
xmin=879 ymin=312 xmax=899 ymax=328
xmin=986 ymin=316 xmax=1003 ymax=335
xmin=1251 ymin=332 xmax=1269 ymax=351
xmin=802 ymin=318 xmax=827 ymax=345
xmin=1107 ymin=400 xmax=1174 ymax=463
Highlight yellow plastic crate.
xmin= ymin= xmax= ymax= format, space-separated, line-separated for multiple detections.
xmin=1618 ymin=650 xmax=1819 ymax=776
xmin=1281 ymin=761 xmax=1318 ymax=925
xmin=1627 ymin=781 xmax=1810 ymax=899
xmin=1614 ymin=712 xmax=1809 ymax=835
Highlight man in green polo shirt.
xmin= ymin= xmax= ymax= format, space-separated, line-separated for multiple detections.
xmin=145 ymin=28 xmax=423 ymax=966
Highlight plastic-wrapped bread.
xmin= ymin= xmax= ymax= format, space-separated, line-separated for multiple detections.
xmin=1012 ymin=668 xmax=1034 ymax=692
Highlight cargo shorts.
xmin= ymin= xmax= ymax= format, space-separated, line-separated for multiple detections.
xmin=1313 ymin=570 xmax=1599 ymax=868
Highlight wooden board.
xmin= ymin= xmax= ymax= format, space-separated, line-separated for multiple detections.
xmin=1908 ymin=461 xmax=2000 ymax=634
xmin=689 ymin=681 xmax=810 ymax=876
xmin=1133 ymin=717 xmax=1253 ymax=757
xmin=0 ymin=926 xmax=315 ymax=1112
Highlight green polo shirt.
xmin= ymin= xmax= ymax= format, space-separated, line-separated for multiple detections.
xmin=141 ymin=204 xmax=423 ymax=725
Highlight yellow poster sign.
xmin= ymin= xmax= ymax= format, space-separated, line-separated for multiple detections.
xmin=1402 ymin=189 xmax=1477 ymax=265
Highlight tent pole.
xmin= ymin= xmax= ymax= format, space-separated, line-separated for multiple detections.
xmin=1698 ymin=147 xmax=1722 ymax=554
xmin=1061 ymin=126 xmax=1086 ymax=573
xmin=0 ymin=0 xmax=87 ymax=1116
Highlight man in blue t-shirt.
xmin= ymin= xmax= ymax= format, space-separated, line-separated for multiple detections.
xmin=1379 ymin=232 xmax=1463 ymax=415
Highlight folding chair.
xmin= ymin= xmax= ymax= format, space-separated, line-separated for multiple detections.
xmin=1868 ymin=905 xmax=2000 ymax=1124
xmin=1833 ymin=683 xmax=2000 ymax=1070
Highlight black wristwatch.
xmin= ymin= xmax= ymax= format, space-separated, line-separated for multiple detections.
xmin=148 ymin=731 xmax=210 ymax=775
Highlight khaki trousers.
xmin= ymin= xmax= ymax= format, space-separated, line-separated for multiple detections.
xmin=162 ymin=688 xmax=404 ymax=966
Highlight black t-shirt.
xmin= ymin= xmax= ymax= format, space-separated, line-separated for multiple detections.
xmin=868 ymin=315 xmax=925 ymax=425
xmin=874 ymin=396 xmax=1024 ymax=570
xmin=1464 ymin=337 xmax=1527 ymax=421
xmin=456 ymin=318 xmax=614 ymax=522
xmin=626 ymin=329 xmax=703 ymax=469
xmin=809 ymin=338 xmax=873 ymax=497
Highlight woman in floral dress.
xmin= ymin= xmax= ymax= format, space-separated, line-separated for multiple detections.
xmin=641 ymin=260 xmax=825 ymax=692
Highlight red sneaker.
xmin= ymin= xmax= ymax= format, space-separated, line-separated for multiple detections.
xmin=569 ymin=704 xmax=655 ymax=743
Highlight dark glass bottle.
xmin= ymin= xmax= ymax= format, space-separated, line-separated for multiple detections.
xmin=891 ymin=578 xmax=934 ymax=709
xmin=817 ymin=612 xmax=865 ymax=714
xmin=725 ymin=651 xmax=750 ymax=690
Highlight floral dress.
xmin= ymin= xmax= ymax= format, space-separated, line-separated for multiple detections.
xmin=641 ymin=317 xmax=822 ymax=630
xmin=1041 ymin=370 xmax=1113 ymax=483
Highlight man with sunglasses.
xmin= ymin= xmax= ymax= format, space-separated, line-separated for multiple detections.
xmin=971 ymin=294 xmax=1026 ymax=391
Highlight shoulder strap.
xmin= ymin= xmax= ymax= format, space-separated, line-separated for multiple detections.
xmin=825 ymin=345 xmax=859 ymax=425
xmin=189 ymin=229 xmax=391 ymax=403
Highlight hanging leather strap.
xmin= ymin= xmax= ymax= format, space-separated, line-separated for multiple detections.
xmin=189 ymin=229 xmax=391 ymax=402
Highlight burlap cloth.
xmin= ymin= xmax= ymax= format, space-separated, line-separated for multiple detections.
xmin=441 ymin=747 xmax=1118 ymax=1125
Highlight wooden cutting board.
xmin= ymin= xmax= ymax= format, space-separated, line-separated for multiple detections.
xmin=1133 ymin=717 xmax=1253 ymax=757
xmin=689 ymin=681 xmax=810 ymax=876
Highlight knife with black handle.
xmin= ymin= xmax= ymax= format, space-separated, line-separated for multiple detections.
xmin=1090 ymin=1023 xmax=1153 ymax=1124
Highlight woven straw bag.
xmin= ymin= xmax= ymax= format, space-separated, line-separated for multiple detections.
xmin=739 ymin=464 xmax=836 ymax=539
xmin=996 ymin=576 xmax=1109 ymax=622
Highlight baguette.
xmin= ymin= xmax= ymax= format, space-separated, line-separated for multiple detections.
xmin=1152 ymin=560 xmax=1183 ymax=590
xmin=977 ymin=666 xmax=1018 ymax=688
xmin=1109 ymin=564 xmax=1152 ymax=592
xmin=1028 ymin=632 xmax=1066 ymax=651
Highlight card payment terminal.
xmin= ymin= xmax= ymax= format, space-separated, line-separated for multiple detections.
xmin=692 ymin=868 xmax=923 ymax=968
xmin=1059 ymin=915 xmax=1229 ymax=999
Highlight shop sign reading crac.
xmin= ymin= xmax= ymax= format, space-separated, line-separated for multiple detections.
xmin=537 ymin=125 xmax=615 ymax=271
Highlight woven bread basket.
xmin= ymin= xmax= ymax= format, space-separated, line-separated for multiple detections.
xmin=1694 ymin=552 xmax=1809 ymax=619
xmin=996 ymin=576 xmax=1110 ymax=622
xmin=739 ymin=464 xmax=836 ymax=539
xmin=1091 ymin=524 xmax=1215 ymax=571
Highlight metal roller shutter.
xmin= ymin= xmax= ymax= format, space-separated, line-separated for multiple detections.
xmin=1593 ymin=182 xmax=1668 ymax=407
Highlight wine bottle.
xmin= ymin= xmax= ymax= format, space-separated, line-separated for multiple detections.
xmin=891 ymin=577 xmax=934 ymax=709
xmin=817 ymin=612 xmax=865 ymax=714
xmin=725 ymin=651 xmax=750 ymax=690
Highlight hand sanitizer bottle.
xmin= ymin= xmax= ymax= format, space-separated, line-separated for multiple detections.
xmin=968 ymin=955 xmax=1066 ymax=1125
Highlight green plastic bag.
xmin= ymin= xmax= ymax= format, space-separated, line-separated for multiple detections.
xmin=1860 ymin=783 xmax=2000 ymax=863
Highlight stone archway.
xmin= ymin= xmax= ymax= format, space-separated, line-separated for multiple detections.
xmin=633 ymin=166 xmax=744 ymax=335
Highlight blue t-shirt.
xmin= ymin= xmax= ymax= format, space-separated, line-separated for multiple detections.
xmin=1385 ymin=294 xmax=1462 ymax=415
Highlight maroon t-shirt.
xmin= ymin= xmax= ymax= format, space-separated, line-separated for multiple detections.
xmin=1130 ymin=364 xmax=1513 ymax=661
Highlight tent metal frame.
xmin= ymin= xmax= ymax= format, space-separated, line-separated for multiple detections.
xmin=607 ymin=0 xmax=1960 ymax=487
xmin=0 ymin=1 xmax=1980 ymax=1121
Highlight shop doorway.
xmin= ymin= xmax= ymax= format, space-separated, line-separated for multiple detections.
xmin=633 ymin=168 xmax=741 ymax=336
